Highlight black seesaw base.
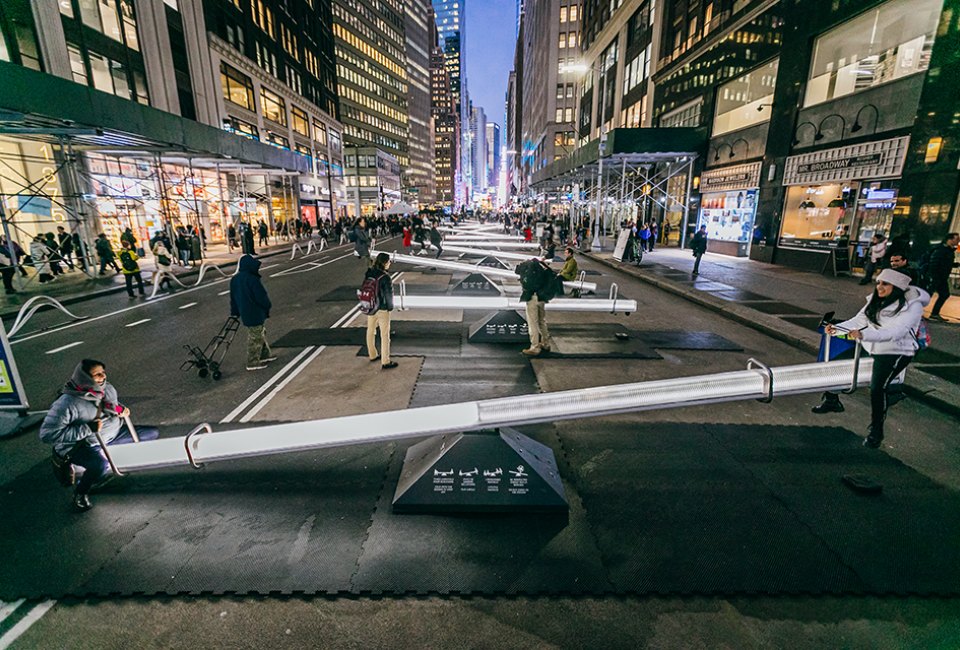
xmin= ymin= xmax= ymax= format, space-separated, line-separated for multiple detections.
xmin=392 ymin=427 xmax=568 ymax=513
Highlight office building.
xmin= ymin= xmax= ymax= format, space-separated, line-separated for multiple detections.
xmin=430 ymin=10 xmax=458 ymax=206
xmin=404 ymin=0 xmax=437 ymax=204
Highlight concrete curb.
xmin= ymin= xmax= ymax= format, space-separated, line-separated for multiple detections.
xmin=0 ymin=246 xmax=291 ymax=322
xmin=583 ymin=252 xmax=960 ymax=420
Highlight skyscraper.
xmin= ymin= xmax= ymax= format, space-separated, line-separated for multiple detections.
xmin=432 ymin=0 xmax=468 ymax=206
xmin=430 ymin=8 xmax=459 ymax=206
xmin=486 ymin=122 xmax=501 ymax=190
xmin=405 ymin=0 xmax=437 ymax=204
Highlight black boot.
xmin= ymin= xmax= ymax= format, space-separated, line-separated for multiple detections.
xmin=812 ymin=392 xmax=844 ymax=414
xmin=863 ymin=424 xmax=883 ymax=448
xmin=72 ymin=492 xmax=93 ymax=512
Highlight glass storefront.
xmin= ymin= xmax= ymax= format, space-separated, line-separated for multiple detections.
xmin=780 ymin=183 xmax=858 ymax=248
xmin=698 ymin=188 xmax=757 ymax=256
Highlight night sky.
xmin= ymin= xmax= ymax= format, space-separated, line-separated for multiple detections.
xmin=465 ymin=0 xmax=517 ymax=130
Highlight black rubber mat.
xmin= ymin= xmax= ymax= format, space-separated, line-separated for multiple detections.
xmin=749 ymin=301 xmax=816 ymax=316
xmin=274 ymin=322 xmax=463 ymax=348
xmin=317 ymin=286 xmax=362 ymax=302
xmin=712 ymin=289 xmax=775 ymax=302
xmin=545 ymin=326 xmax=742 ymax=352
xmin=915 ymin=348 xmax=960 ymax=365
xmin=780 ymin=315 xmax=825 ymax=330
xmin=3 ymin=424 xmax=958 ymax=597
xmin=541 ymin=336 xmax=661 ymax=359
xmin=916 ymin=364 xmax=960 ymax=384
xmin=409 ymin=356 xmax=539 ymax=407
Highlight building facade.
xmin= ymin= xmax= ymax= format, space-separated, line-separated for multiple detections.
xmin=469 ymin=104 xmax=487 ymax=198
xmin=430 ymin=9 xmax=458 ymax=207
xmin=0 ymin=0 xmax=341 ymax=267
xmin=331 ymin=0 xmax=410 ymax=215
xmin=432 ymin=0 xmax=468 ymax=207
xmin=486 ymin=121 xmax=502 ymax=190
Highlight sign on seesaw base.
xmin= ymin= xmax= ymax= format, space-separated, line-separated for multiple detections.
xmin=392 ymin=427 xmax=568 ymax=514
xmin=0 ymin=319 xmax=36 ymax=438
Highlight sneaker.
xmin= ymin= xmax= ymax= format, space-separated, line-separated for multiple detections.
xmin=381 ymin=361 xmax=399 ymax=369
xmin=246 ymin=364 xmax=268 ymax=371
xmin=72 ymin=492 xmax=93 ymax=512
xmin=521 ymin=347 xmax=541 ymax=357
xmin=51 ymin=452 xmax=75 ymax=488
xmin=863 ymin=425 xmax=883 ymax=448
xmin=811 ymin=394 xmax=844 ymax=414
xmin=260 ymin=356 xmax=278 ymax=363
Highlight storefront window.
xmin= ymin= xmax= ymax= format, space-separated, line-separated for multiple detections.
xmin=699 ymin=189 xmax=757 ymax=243
xmin=780 ymin=183 xmax=859 ymax=248
xmin=713 ymin=58 xmax=778 ymax=136
xmin=853 ymin=181 xmax=898 ymax=243
xmin=804 ymin=0 xmax=940 ymax=106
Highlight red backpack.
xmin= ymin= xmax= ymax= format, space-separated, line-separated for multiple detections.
xmin=357 ymin=275 xmax=380 ymax=314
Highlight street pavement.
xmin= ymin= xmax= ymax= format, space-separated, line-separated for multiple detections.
xmin=0 ymin=237 xmax=958 ymax=648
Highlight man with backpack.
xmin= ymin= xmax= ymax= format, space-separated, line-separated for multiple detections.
xmin=118 ymin=240 xmax=146 ymax=299
xmin=927 ymin=232 xmax=959 ymax=321
xmin=359 ymin=252 xmax=398 ymax=369
xmin=517 ymin=257 xmax=561 ymax=357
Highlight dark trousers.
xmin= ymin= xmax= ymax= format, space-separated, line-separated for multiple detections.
xmin=824 ymin=353 xmax=912 ymax=435
xmin=930 ymin=276 xmax=951 ymax=315
xmin=66 ymin=424 xmax=160 ymax=494
xmin=1 ymin=267 xmax=14 ymax=293
xmin=693 ymin=252 xmax=704 ymax=274
xmin=124 ymin=272 xmax=145 ymax=296
xmin=100 ymin=257 xmax=120 ymax=274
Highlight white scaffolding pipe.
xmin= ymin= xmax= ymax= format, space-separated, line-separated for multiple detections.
xmin=105 ymin=358 xmax=873 ymax=472
xmin=393 ymin=295 xmax=636 ymax=312
xmin=373 ymin=251 xmax=598 ymax=292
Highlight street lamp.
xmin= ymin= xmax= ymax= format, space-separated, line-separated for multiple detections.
xmin=564 ymin=60 xmax=609 ymax=252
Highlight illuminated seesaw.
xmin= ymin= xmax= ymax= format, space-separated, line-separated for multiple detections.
xmin=392 ymin=292 xmax=635 ymax=313
xmin=444 ymin=245 xmax=553 ymax=262
xmin=444 ymin=239 xmax=540 ymax=249
xmin=103 ymin=357 xmax=872 ymax=473
xmin=372 ymin=250 xmax=597 ymax=293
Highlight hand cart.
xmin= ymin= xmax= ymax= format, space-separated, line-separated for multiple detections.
xmin=181 ymin=315 xmax=240 ymax=380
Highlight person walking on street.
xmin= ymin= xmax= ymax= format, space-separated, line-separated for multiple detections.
xmin=811 ymin=269 xmax=929 ymax=448
xmin=691 ymin=225 xmax=708 ymax=275
xmin=402 ymin=222 xmax=413 ymax=252
xmin=120 ymin=227 xmax=137 ymax=252
xmin=40 ymin=359 xmax=160 ymax=512
xmin=230 ymin=254 xmax=276 ymax=370
xmin=189 ymin=229 xmax=203 ymax=266
xmin=362 ymin=252 xmax=398 ymax=369
xmin=926 ymin=232 xmax=958 ymax=321
xmin=353 ymin=217 xmax=372 ymax=262
xmin=859 ymin=233 xmax=887 ymax=284
xmin=258 ymin=220 xmax=269 ymax=247
xmin=118 ymin=240 xmax=146 ymax=298
xmin=228 ymin=223 xmax=238 ymax=251
xmin=0 ymin=245 xmax=17 ymax=294
xmin=30 ymin=234 xmax=55 ymax=283
xmin=57 ymin=226 xmax=75 ymax=270
xmin=429 ymin=223 xmax=444 ymax=258
xmin=151 ymin=235 xmax=174 ymax=291
xmin=72 ymin=232 xmax=87 ymax=271
xmin=242 ymin=222 xmax=256 ymax=255
xmin=517 ymin=257 xmax=560 ymax=357
xmin=44 ymin=233 xmax=63 ymax=276
xmin=95 ymin=233 xmax=120 ymax=275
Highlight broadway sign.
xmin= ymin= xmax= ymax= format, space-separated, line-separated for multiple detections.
xmin=796 ymin=153 xmax=883 ymax=175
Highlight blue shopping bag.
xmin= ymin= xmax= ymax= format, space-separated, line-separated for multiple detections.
xmin=817 ymin=327 xmax=857 ymax=362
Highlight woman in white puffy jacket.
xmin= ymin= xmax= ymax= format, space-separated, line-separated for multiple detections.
xmin=813 ymin=268 xmax=930 ymax=448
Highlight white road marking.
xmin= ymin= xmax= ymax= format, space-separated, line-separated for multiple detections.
xmin=219 ymin=346 xmax=317 ymax=424
xmin=0 ymin=600 xmax=25 ymax=622
xmin=178 ymin=302 xmax=197 ymax=310
xmin=45 ymin=342 xmax=83 ymax=355
xmin=0 ymin=600 xmax=56 ymax=650
xmin=260 ymin=264 xmax=279 ymax=270
xmin=269 ymin=252 xmax=353 ymax=278
xmin=10 ymin=276 xmax=232 ymax=345
xmin=125 ymin=319 xmax=151 ymax=327
xmin=218 ymin=290 xmax=230 ymax=295
xmin=239 ymin=345 xmax=326 ymax=423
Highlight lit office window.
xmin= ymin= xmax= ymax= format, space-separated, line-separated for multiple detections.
xmin=292 ymin=106 xmax=310 ymax=136
xmin=260 ymin=87 xmax=287 ymax=125
xmin=220 ymin=62 xmax=254 ymax=110
xmin=713 ymin=58 xmax=778 ymax=136
xmin=805 ymin=0 xmax=940 ymax=106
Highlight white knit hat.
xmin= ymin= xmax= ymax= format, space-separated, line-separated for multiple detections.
xmin=876 ymin=268 xmax=911 ymax=290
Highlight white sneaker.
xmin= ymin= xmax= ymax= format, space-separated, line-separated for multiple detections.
xmin=246 ymin=364 xmax=268 ymax=371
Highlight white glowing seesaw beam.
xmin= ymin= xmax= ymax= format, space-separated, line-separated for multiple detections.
xmin=392 ymin=295 xmax=636 ymax=312
xmin=106 ymin=359 xmax=873 ymax=472
xmin=444 ymin=245 xmax=546 ymax=262
xmin=445 ymin=240 xmax=540 ymax=249
xmin=374 ymin=251 xmax=597 ymax=292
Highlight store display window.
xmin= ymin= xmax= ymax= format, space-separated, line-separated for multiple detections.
xmin=698 ymin=189 xmax=757 ymax=242
xmin=853 ymin=181 xmax=899 ymax=243
xmin=780 ymin=183 xmax=859 ymax=248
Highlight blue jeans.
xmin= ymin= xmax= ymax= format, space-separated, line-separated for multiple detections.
xmin=66 ymin=423 xmax=159 ymax=494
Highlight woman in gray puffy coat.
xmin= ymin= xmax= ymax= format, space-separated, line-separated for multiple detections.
xmin=39 ymin=359 xmax=159 ymax=512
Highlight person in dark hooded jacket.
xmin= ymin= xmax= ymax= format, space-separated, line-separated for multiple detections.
xmin=39 ymin=359 xmax=160 ymax=512
xmin=230 ymin=254 xmax=276 ymax=370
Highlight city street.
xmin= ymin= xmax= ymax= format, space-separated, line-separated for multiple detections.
xmin=1 ymin=241 xmax=958 ymax=648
